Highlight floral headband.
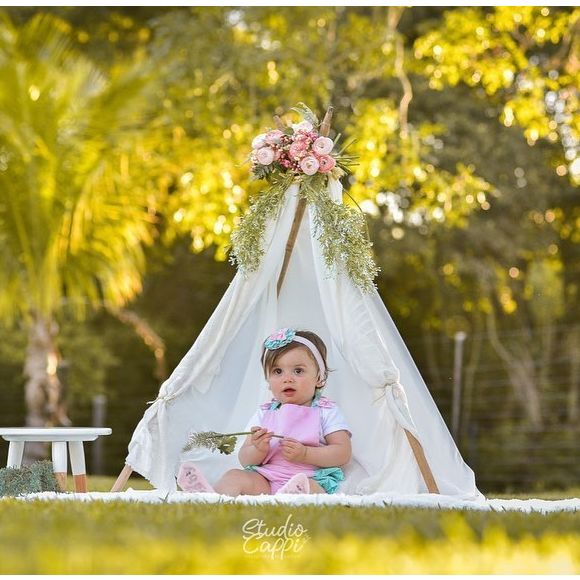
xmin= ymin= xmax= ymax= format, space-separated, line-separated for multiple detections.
xmin=262 ymin=328 xmax=326 ymax=381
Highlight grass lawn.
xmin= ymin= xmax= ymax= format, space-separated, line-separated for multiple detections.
xmin=0 ymin=477 xmax=577 ymax=574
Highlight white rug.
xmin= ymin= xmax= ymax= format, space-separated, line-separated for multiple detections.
xmin=12 ymin=489 xmax=580 ymax=513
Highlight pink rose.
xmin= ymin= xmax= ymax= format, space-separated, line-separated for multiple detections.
xmin=317 ymin=154 xmax=336 ymax=173
xmin=313 ymin=136 xmax=334 ymax=155
xmin=256 ymin=147 xmax=275 ymax=165
xmin=300 ymin=155 xmax=320 ymax=175
xmin=289 ymin=142 xmax=307 ymax=159
xmin=271 ymin=328 xmax=289 ymax=340
xmin=252 ymin=133 xmax=268 ymax=149
xmin=265 ymin=130 xmax=285 ymax=145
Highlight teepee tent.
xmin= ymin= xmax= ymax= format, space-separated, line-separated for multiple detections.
xmin=113 ymin=107 xmax=483 ymax=500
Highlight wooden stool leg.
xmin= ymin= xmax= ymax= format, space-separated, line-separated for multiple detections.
xmin=111 ymin=464 xmax=133 ymax=492
xmin=52 ymin=441 xmax=68 ymax=491
xmin=7 ymin=441 xmax=25 ymax=468
xmin=69 ymin=441 xmax=87 ymax=493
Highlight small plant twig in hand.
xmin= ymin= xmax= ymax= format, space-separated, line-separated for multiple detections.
xmin=183 ymin=430 xmax=284 ymax=455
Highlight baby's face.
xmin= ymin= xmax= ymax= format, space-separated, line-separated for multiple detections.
xmin=267 ymin=346 xmax=320 ymax=406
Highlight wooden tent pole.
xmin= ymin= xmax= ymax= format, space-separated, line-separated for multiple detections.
xmin=111 ymin=463 xmax=133 ymax=492
xmin=276 ymin=106 xmax=333 ymax=296
xmin=405 ymin=431 xmax=439 ymax=493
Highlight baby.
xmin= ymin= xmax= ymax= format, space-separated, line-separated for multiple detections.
xmin=178 ymin=328 xmax=352 ymax=495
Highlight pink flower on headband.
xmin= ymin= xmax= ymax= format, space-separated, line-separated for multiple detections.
xmin=264 ymin=328 xmax=296 ymax=350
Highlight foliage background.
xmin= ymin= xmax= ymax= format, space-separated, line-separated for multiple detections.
xmin=0 ymin=6 xmax=578 ymax=493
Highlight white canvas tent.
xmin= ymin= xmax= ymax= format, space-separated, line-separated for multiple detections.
xmin=114 ymin=111 xmax=483 ymax=500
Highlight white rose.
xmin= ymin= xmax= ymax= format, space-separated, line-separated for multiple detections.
xmin=300 ymin=155 xmax=320 ymax=175
xmin=291 ymin=121 xmax=314 ymax=133
xmin=313 ymin=136 xmax=334 ymax=155
xmin=256 ymin=147 xmax=275 ymax=165
xmin=252 ymin=133 xmax=268 ymax=149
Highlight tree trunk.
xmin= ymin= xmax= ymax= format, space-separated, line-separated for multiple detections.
xmin=23 ymin=313 xmax=71 ymax=463
xmin=461 ymin=314 xmax=483 ymax=444
xmin=538 ymin=322 xmax=555 ymax=399
xmin=486 ymin=308 xmax=543 ymax=430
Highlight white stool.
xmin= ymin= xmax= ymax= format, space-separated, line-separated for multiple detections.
xmin=0 ymin=427 xmax=112 ymax=492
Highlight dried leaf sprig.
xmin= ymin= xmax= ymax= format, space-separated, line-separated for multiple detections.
xmin=183 ymin=430 xmax=283 ymax=455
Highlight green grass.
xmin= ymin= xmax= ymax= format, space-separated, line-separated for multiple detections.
xmin=0 ymin=479 xmax=578 ymax=574
xmin=87 ymin=475 xmax=155 ymax=492
xmin=0 ymin=499 xmax=577 ymax=574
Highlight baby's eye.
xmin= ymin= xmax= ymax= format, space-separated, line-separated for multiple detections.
xmin=294 ymin=368 xmax=304 ymax=374
xmin=272 ymin=368 xmax=282 ymax=375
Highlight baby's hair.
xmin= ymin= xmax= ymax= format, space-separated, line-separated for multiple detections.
xmin=261 ymin=330 xmax=330 ymax=387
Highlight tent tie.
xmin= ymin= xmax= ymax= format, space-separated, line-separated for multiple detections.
xmin=146 ymin=394 xmax=175 ymax=405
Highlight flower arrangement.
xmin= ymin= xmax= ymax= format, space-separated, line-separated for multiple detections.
xmin=250 ymin=126 xmax=339 ymax=182
xmin=248 ymin=103 xmax=356 ymax=184
xmin=230 ymin=103 xmax=379 ymax=292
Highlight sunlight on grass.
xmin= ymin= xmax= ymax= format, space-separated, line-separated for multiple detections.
xmin=0 ymin=499 xmax=577 ymax=573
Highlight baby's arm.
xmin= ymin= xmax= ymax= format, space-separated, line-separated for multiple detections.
xmin=280 ymin=430 xmax=352 ymax=467
xmin=238 ymin=426 xmax=273 ymax=467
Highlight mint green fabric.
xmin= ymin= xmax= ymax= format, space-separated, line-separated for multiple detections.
xmin=312 ymin=466 xmax=344 ymax=494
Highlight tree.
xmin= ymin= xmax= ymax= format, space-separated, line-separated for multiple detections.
xmin=413 ymin=6 xmax=579 ymax=185
xmin=0 ymin=13 xmax=164 ymax=451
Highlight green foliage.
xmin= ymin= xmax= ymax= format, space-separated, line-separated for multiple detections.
xmin=290 ymin=102 xmax=319 ymax=126
xmin=346 ymin=98 xmax=498 ymax=229
xmin=230 ymin=172 xmax=379 ymax=292
xmin=301 ymin=175 xmax=379 ymax=292
xmin=229 ymin=174 xmax=293 ymax=272
xmin=0 ymin=461 xmax=59 ymax=497
xmin=183 ymin=431 xmax=255 ymax=454
xmin=413 ymin=6 xmax=579 ymax=184
xmin=0 ymin=12 xmax=163 ymax=323
xmin=57 ymin=316 xmax=121 ymax=404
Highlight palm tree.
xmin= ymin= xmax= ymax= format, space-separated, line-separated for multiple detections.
xmin=0 ymin=12 xmax=164 ymax=457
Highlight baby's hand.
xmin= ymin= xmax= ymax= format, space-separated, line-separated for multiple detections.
xmin=250 ymin=426 xmax=273 ymax=452
xmin=280 ymin=438 xmax=307 ymax=463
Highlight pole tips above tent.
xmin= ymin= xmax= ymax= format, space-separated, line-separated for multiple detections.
xmin=320 ymin=106 xmax=333 ymax=137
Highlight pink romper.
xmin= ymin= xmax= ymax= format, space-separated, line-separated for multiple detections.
xmin=251 ymin=402 xmax=320 ymax=493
